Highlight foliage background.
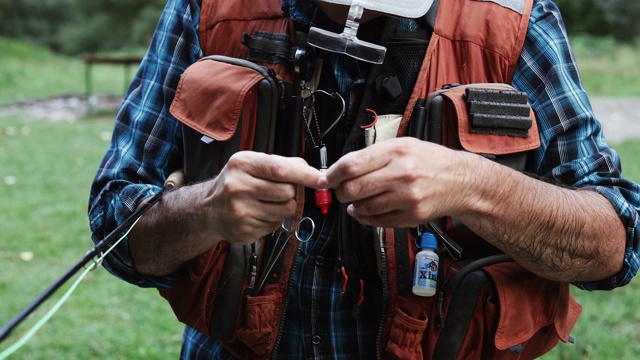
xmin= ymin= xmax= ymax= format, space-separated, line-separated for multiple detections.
xmin=0 ymin=0 xmax=166 ymax=55
xmin=1 ymin=0 xmax=639 ymax=56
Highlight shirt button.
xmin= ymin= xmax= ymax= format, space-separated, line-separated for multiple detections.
xmin=315 ymin=255 xmax=324 ymax=266
xmin=312 ymin=334 xmax=322 ymax=345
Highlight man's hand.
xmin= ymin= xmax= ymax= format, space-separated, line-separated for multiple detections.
xmin=324 ymin=137 xmax=470 ymax=228
xmin=324 ymin=137 xmax=625 ymax=283
xmin=130 ymin=151 xmax=324 ymax=275
xmin=204 ymin=151 xmax=324 ymax=244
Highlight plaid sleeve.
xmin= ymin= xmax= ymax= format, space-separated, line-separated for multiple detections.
xmin=88 ymin=0 xmax=202 ymax=290
xmin=513 ymin=0 xmax=640 ymax=290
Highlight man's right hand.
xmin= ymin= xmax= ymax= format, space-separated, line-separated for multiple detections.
xmin=202 ymin=151 xmax=325 ymax=244
xmin=129 ymin=151 xmax=324 ymax=276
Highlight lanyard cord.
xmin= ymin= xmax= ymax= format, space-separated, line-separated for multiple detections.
xmin=0 ymin=170 xmax=183 ymax=352
xmin=0 ymin=216 xmax=142 ymax=359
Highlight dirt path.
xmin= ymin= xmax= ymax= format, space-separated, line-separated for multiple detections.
xmin=591 ymin=98 xmax=640 ymax=144
xmin=1 ymin=95 xmax=639 ymax=144
xmin=0 ymin=95 xmax=122 ymax=122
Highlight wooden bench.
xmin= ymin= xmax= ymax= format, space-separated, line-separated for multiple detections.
xmin=83 ymin=55 xmax=144 ymax=99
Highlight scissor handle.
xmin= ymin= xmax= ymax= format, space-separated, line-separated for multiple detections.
xmin=294 ymin=216 xmax=315 ymax=243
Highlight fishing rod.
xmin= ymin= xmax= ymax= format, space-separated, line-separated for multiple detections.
xmin=0 ymin=170 xmax=184 ymax=344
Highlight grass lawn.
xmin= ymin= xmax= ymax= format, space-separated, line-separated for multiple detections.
xmin=0 ymin=38 xmax=138 ymax=106
xmin=570 ymin=37 xmax=640 ymax=98
xmin=0 ymin=35 xmax=639 ymax=359
xmin=0 ymin=116 xmax=183 ymax=359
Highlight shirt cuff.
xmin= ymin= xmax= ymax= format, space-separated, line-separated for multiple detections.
xmin=573 ymin=184 xmax=640 ymax=290
xmin=89 ymin=180 xmax=178 ymax=290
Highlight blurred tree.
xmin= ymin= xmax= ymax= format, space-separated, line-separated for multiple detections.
xmin=0 ymin=0 xmax=74 ymax=51
xmin=555 ymin=0 xmax=640 ymax=42
xmin=554 ymin=0 xmax=606 ymax=36
xmin=1 ymin=0 xmax=638 ymax=55
xmin=607 ymin=0 xmax=640 ymax=42
xmin=56 ymin=0 xmax=166 ymax=55
xmin=0 ymin=0 xmax=164 ymax=55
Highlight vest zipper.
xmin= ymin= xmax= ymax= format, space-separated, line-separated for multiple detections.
xmin=270 ymin=240 xmax=302 ymax=359
xmin=375 ymin=227 xmax=388 ymax=359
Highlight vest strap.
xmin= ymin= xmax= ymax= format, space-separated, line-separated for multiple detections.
xmin=242 ymin=31 xmax=294 ymax=64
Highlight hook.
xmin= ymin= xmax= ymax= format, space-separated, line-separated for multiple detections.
xmin=311 ymin=90 xmax=346 ymax=143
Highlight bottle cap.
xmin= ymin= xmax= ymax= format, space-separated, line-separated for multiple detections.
xmin=419 ymin=231 xmax=438 ymax=249
xmin=315 ymin=189 xmax=332 ymax=214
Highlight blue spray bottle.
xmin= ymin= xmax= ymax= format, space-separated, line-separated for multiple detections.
xmin=412 ymin=231 xmax=439 ymax=297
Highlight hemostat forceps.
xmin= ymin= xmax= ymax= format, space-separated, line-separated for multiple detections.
xmin=253 ymin=216 xmax=315 ymax=294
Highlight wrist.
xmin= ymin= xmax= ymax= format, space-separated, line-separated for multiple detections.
xmin=449 ymin=151 xmax=509 ymax=220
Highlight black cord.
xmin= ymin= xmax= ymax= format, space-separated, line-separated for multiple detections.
xmin=0 ymin=185 xmax=170 ymax=343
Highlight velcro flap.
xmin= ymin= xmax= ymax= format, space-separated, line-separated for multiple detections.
xmin=483 ymin=262 xmax=582 ymax=350
xmin=441 ymin=85 xmax=540 ymax=155
xmin=170 ymin=57 xmax=266 ymax=141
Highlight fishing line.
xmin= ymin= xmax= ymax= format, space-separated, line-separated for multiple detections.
xmin=0 ymin=169 xmax=184 ymax=354
xmin=0 ymin=217 xmax=141 ymax=360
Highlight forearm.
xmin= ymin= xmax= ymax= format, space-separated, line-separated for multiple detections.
xmin=129 ymin=182 xmax=224 ymax=276
xmin=455 ymin=152 xmax=626 ymax=283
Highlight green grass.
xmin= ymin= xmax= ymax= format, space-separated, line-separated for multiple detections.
xmin=570 ymin=37 xmax=640 ymax=97
xmin=0 ymin=38 xmax=138 ymax=106
xmin=0 ymin=116 xmax=183 ymax=359
xmin=0 ymin=37 xmax=639 ymax=359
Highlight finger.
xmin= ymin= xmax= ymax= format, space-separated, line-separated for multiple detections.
xmin=332 ymin=166 xmax=391 ymax=204
xmin=253 ymin=198 xmax=298 ymax=223
xmin=222 ymin=199 xmax=296 ymax=242
xmin=223 ymin=181 xmax=297 ymax=218
xmin=253 ymin=179 xmax=298 ymax=202
xmin=233 ymin=152 xmax=325 ymax=189
xmin=324 ymin=144 xmax=395 ymax=190
xmin=347 ymin=205 xmax=423 ymax=229
xmin=266 ymin=156 xmax=326 ymax=189
xmin=349 ymin=191 xmax=403 ymax=216
xmin=224 ymin=218 xmax=282 ymax=245
xmin=219 ymin=167 xmax=297 ymax=203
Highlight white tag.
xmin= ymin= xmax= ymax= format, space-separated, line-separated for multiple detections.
xmin=200 ymin=135 xmax=214 ymax=144
xmin=319 ymin=0 xmax=434 ymax=19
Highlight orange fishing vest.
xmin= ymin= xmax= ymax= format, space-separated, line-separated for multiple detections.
xmin=163 ymin=0 xmax=581 ymax=358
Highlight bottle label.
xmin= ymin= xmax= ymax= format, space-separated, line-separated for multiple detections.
xmin=414 ymin=254 xmax=438 ymax=289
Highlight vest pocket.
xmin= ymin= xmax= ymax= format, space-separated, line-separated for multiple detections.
xmin=385 ymin=307 xmax=428 ymax=359
xmin=483 ymin=263 xmax=582 ymax=358
xmin=235 ymin=293 xmax=278 ymax=358
xmin=430 ymin=261 xmax=581 ymax=360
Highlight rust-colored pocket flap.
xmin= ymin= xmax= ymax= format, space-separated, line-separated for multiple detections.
xmin=483 ymin=262 xmax=582 ymax=350
xmin=442 ymin=85 xmax=541 ymax=155
xmin=170 ymin=57 xmax=266 ymax=141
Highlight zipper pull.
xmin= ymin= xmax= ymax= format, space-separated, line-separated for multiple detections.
xmin=351 ymin=279 xmax=365 ymax=318
xmin=247 ymin=251 xmax=258 ymax=291
xmin=337 ymin=264 xmax=348 ymax=304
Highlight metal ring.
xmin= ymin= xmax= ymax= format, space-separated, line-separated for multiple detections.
xmin=414 ymin=224 xmax=428 ymax=248
xmin=294 ymin=217 xmax=315 ymax=243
